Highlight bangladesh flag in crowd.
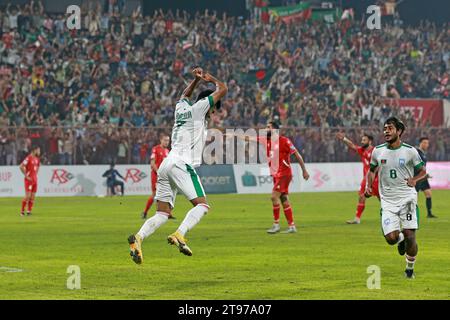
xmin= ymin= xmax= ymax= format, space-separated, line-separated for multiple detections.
xmin=239 ymin=68 xmax=275 ymax=84
xmin=268 ymin=2 xmax=312 ymax=23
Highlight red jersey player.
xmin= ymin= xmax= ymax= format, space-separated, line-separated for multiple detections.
xmin=259 ymin=121 xmax=310 ymax=234
xmin=141 ymin=134 xmax=170 ymax=219
xmin=336 ymin=132 xmax=380 ymax=224
xmin=19 ymin=145 xmax=41 ymax=216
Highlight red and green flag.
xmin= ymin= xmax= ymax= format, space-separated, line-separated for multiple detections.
xmin=268 ymin=2 xmax=312 ymax=23
xmin=239 ymin=68 xmax=275 ymax=84
xmin=311 ymin=8 xmax=342 ymax=24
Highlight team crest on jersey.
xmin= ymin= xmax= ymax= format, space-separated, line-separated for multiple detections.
xmin=381 ymin=159 xmax=387 ymax=164
xmin=399 ymin=158 xmax=406 ymax=166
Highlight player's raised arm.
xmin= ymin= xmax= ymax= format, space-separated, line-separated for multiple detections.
xmin=180 ymin=66 xmax=203 ymax=100
xmin=200 ymin=72 xmax=228 ymax=107
xmin=336 ymin=132 xmax=358 ymax=152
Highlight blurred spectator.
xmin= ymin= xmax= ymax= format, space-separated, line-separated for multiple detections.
xmin=0 ymin=3 xmax=448 ymax=164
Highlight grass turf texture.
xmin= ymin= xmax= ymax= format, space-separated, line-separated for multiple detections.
xmin=0 ymin=191 xmax=449 ymax=300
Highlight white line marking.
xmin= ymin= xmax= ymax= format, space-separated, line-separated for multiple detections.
xmin=0 ymin=267 xmax=23 ymax=273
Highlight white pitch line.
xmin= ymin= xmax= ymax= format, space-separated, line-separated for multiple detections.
xmin=0 ymin=266 xmax=23 ymax=273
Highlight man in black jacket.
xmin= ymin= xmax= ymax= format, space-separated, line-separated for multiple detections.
xmin=103 ymin=163 xmax=125 ymax=196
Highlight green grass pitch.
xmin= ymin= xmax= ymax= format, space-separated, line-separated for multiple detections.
xmin=0 ymin=191 xmax=449 ymax=300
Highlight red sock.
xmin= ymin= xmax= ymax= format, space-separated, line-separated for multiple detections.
xmin=144 ymin=196 xmax=154 ymax=214
xmin=27 ymin=200 xmax=34 ymax=213
xmin=283 ymin=202 xmax=295 ymax=226
xmin=356 ymin=203 xmax=365 ymax=219
xmin=272 ymin=204 xmax=280 ymax=224
xmin=21 ymin=199 xmax=27 ymax=213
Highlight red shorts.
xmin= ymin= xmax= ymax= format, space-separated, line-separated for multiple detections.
xmin=359 ymin=177 xmax=380 ymax=198
xmin=151 ymin=171 xmax=157 ymax=193
xmin=25 ymin=179 xmax=38 ymax=193
xmin=273 ymin=175 xmax=292 ymax=194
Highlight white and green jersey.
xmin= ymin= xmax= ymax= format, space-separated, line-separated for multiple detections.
xmin=370 ymin=142 xmax=425 ymax=207
xmin=170 ymin=96 xmax=214 ymax=167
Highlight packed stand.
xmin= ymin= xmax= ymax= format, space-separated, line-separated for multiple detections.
xmin=0 ymin=1 xmax=449 ymax=164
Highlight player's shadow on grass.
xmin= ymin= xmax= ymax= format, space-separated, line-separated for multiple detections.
xmin=74 ymin=174 xmax=96 ymax=196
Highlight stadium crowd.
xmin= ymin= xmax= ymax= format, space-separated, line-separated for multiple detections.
xmin=0 ymin=1 xmax=449 ymax=164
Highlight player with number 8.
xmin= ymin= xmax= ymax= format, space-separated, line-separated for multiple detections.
xmin=366 ymin=117 xmax=427 ymax=279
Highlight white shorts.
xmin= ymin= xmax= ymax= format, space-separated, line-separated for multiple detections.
xmin=380 ymin=199 xmax=419 ymax=235
xmin=154 ymin=155 xmax=206 ymax=208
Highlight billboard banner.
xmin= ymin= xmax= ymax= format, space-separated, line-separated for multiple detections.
xmin=234 ymin=162 xmax=450 ymax=194
xmin=0 ymin=168 xmax=19 ymax=197
xmin=1 ymin=162 xmax=449 ymax=197
xmin=383 ymin=99 xmax=444 ymax=126
xmin=427 ymin=162 xmax=450 ymax=189
xmin=0 ymin=164 xmax=236 ymax=197
xmin=233 ymin=163 xmax=363 ymax=194
xmin=196 ymin=165 xmax=237 ymax=194
xmin=0 ymin=165 xmax=152 ymax=197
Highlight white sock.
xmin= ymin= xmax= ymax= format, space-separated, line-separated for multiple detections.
xmin=405 ymin=254 xmax=416 ymax=270
xmin=397 ymin=232 xmax=405 ymax=244
xmin=137 ymin=212 xmax=169 ymax=240
xmin=177 ymin=204 xmax=209 ymax=236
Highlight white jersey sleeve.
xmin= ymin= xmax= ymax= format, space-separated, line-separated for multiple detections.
xmin=192 ymin=96 xmax=214 ymax=117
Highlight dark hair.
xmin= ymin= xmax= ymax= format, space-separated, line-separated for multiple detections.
xmin=419 ymin=137 xmax=429 ymax=143
xmin=384 ymin=117 xmax=405 ymax=136
xmin=31 ymin=144 xmax=40 ymax=151
xmin=363 ymin=134 xmax=374 ymax=142
xmin=268 ymin=120 xmax=280 ymax=129
xmin=196 ymin=90 xmax=221 ymax=110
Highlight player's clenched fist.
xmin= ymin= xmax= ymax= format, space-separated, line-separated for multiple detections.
xmin=192 ymin=66 xmax=204 ymax=78
xmin=201 ymin=72 xmax=216 ymax=82
xmin=303 ymin=170 xmax=310 ymax=181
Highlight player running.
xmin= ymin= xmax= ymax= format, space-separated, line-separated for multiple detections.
xmin=128 ymin=67 xmax=227 ymax=263
xmin=141 ymin=134 xmax=170 ymax=219
xmin=261 ymin=121 xmax=310 ymax=234
xmin=366 ymin=117 xmax=427 ymax=279
xmin=336 ymin=132 xmax=380 ymax=224
xmin=19 ymin=145 xmax=41 ymax=216
xmin=415 ymin=137 xmax=437 ymax=218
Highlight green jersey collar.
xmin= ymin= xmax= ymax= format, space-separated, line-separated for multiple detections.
xmin=181 ymin=98 xmax=193 ymax=106
xmin=387 ymin=142 xmax=402 ymax=150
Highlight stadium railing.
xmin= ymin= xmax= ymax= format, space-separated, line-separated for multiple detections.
xmin=0 ymin=126 xmax=449 ymax=166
